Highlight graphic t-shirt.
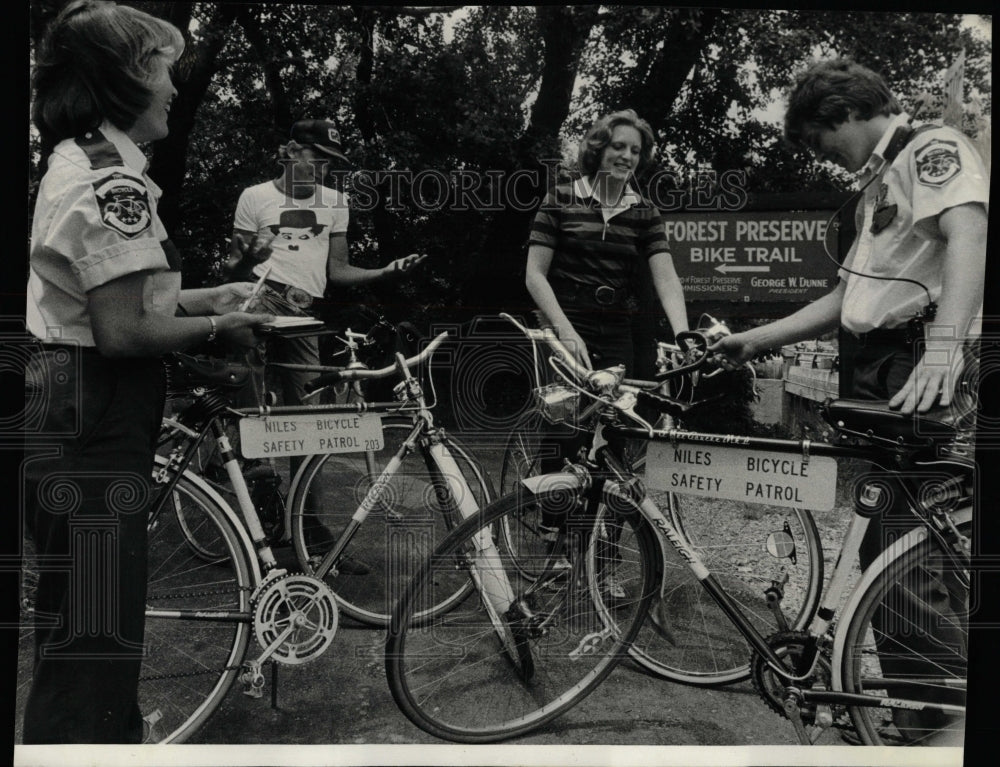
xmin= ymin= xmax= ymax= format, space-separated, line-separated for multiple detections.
xmin=233 ymin=181 xmax=350 ymax=298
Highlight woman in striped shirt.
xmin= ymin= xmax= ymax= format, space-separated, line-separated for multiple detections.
xmin=526 ymin=108 xmax=688 ymax=373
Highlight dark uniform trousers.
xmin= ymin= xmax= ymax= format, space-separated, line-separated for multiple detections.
xmin=23 ymin=347 xmax=165 ymax=743
xmin=839 ymin=328 xmax=968 ymax=733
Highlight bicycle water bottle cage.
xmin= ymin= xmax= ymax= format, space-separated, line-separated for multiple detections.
xmin=165 ymin=353 xmax=252 ymax=393
xmin=821 ymin=398 xmax=958 ymax=448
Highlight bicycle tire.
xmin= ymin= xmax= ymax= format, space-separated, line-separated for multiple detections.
xmin=611 ymin=478 xmax=824 ymax=685
xmin=500 ymin=418 xmax=824 ymax=685
xmin=385 ymin=483 xmax=658 ymax=742
xmin=142 ymin=475 xmax=255 ymax=742
xmin=838 ymin=515 xmax=970 ymax=746
xmin=289 ymin=417 xmax=488 ymax=626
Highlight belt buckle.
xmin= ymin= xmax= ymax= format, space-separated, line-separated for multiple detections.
xmin=594 ymin=285 xmax=616 ymax=306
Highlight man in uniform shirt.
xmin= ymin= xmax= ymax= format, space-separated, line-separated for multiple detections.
xmin=711 ymin=58 xmax=987 ymax=744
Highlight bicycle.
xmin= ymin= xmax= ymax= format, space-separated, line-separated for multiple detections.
xmin=496 ymin=320 xmax=824 ymax=685
xmin=164 ymin=318 xmax=493 ymax=626
xmin=385 ymin=312 xmax=972 ymax=745
xmin=17 ymin=329 xmax=490 ymax=743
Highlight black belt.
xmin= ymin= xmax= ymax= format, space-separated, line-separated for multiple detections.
xmin=842 ymin=325 xmax=917 ymax=347
xmin=552 ymin=281 xmax=631 ymax=309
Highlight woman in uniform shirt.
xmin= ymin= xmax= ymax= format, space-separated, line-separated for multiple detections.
xmin=24 ymin=0 xmax=271 ymax=743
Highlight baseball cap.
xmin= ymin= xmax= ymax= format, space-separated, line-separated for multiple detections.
xmin=290 ymin=119 xmax=349 ymax=164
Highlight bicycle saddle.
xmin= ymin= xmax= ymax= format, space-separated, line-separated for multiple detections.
xmin=165 ymin=353 xmax=252 ymax=391
xmin=821 ymin=398 xmax=959 ymax=445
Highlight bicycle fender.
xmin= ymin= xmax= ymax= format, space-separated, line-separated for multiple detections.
xmin=520 ymin=472 xmax=586 ymax=495
xmin=830 ymin=504 xmax=972 ymax=690
xmin=153 ymin=455 xmax=263 ymax=583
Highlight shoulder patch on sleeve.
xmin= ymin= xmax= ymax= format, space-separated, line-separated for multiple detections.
xmin=92 ymin=172 xmax=153 ymax=238
xmin=914 ymin=138 xmax=962 ymax=187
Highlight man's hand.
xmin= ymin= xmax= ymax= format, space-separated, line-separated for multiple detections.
xmin=233 ymin=232 xmax=275 ymax=266
xmin=888 ymin=344 xmax=966 ymax=414
xmin=387 ymin=253 xmax=427 ymax=276
xmin=708 ymin=332 xmax=757 ymax=371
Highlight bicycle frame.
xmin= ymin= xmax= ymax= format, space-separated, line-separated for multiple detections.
xmin=522 ymin=421 xmax=972 ymax=736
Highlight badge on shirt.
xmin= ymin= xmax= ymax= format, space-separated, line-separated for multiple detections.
xmin=870 ymin=183 xmax=897 ymax=234
xmin=914 ymin=139 xmax=962 ymax=187
xmin=92 ymin=172 xmax=152 ymax=237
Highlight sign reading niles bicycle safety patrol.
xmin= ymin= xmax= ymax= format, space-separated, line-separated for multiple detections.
xmin=239 ymin=413 xmax=384 ymax=459
xmin=644 ymin=441 xmax=838 ymax=511
xmin=663 ymin=211 xmax=839 ymax=302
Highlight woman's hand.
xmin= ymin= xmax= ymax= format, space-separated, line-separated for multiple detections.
xmin=216 ymin=311 xmax=275 ymax=349
xmin=557 ymin=325 xmax=592 ymax=371
xmin=208 ymin=282 xmax=259 ymax=314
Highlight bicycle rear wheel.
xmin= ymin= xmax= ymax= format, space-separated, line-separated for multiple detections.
xmin=385 ymin=484 xmax=657 ymax=742
xmin=607 ymin=484 xmax=824 ymax=685
xmin=838 ymin=517 xmax=970 ymax=746
xmin=289 ymin=417 xmax=487 ymax=626
xmin=142 ymin=476 xmax=255 ymax=742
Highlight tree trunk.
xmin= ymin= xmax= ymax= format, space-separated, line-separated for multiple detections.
xmin=465 ymin=5 xmax=600 ymax=313
xmin=148 ymin=2 xmax=240 ymax=231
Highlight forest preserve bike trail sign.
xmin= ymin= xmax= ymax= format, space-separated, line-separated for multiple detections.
xmin=662 ymin=211 xmax=839 ymax=302
xmin=239 ymin=413 xmax=385 ymax=459
xmin=644 ymin=441 xmax=838 ymax=511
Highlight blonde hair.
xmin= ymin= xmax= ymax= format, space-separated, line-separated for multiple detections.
xmin=32 ymin=0 xmax=185 ymax=142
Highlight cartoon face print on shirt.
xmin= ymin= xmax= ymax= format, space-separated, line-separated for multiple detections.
xmin=267 ymin=209 xmax=327 ymax=251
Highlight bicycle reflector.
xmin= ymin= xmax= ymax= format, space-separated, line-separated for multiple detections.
xmin=533 ymin=383 xmax=580 ymax=425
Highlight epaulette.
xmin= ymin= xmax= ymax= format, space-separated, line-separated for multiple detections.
xmin=75 ymin=129 xmax=124 ymax=170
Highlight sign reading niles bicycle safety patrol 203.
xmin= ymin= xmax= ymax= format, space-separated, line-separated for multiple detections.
xmin=239 ymin=413 xmax=384 ymax=459
xmin=644 ymin=441 xmax=838 ymax=511
xmin=663 ymin=211 xmax=840 ymax=302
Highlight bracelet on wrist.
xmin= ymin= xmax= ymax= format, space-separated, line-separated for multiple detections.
xmin=206 ymin=315 xmax=218 ymax=343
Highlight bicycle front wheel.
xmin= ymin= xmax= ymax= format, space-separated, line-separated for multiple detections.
xmin=838 ymin=517 xmax=970 ymax=746
xmin=611 ymin=484 xmax=824 ymax=685
xmin=289 ymin=418 xmax=487 ymax=626
xmin=142 ymin=475 xmax=255 ymax=742
xmin=386 ymin=484 xmax=658 ymax=742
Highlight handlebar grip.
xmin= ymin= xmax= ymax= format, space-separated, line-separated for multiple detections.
xmin=304 ymin=369 xmax=345 ymax=393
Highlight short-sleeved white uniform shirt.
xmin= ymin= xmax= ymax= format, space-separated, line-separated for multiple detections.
xmin=233 ymin=181 xmax=349 ymax=298
xmin=27 ymin=123 xmax=179 ymax=346
xmin=840 ymin=112 xmax=989 ymax=334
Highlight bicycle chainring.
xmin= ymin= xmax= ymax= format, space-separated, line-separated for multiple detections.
xmin=751 ymin=630 xmax=832 ymax=721
xmin=252 ymin=572 xmax=339 ymax=665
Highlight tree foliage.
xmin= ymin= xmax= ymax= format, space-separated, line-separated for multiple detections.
xmin=28 ymin=2 xmax=991 ymax=332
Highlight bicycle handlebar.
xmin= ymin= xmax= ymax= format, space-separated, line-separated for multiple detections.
xmin=499 ymin=312 xmax=712 ymax=388
xmin=304 ymin=331 xmax=450 ymax=393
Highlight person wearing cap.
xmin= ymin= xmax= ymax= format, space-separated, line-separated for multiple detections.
xmin=225 ymin=118 xmax=426 ymax=407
